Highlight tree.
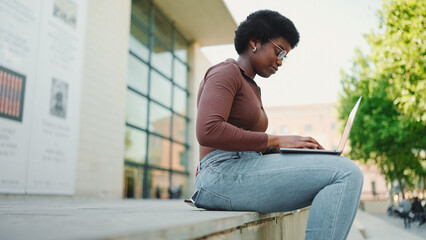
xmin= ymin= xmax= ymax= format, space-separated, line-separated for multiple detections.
xmin=338 ymin=0 xmax=425 ymax=198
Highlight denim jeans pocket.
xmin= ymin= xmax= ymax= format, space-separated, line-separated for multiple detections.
xmin=194 ymin=187 xmax=232 ymax=211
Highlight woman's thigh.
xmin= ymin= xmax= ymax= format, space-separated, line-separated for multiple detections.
xmin=195 ymin=152 xmax=361 ymax=213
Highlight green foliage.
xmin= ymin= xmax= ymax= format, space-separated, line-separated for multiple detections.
xmin=370 ymin=0 xmax=426 ymax=122
xmin=338 ymin=0 xmax=426 ymax=194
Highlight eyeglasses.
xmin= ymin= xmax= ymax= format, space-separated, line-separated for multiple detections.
xmin=268 ymin=39 xmax=287 ymax=61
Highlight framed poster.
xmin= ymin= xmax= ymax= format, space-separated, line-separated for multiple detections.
xmin=0 ymin=0 xmax=41 ymax=194
xmin=0 ymin=66 xmax=26 ymax=122
xmin=0 ymin=0 xmax=86 ymax=195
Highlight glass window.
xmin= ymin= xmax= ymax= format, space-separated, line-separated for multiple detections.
xmin=172 ymin=114 xmax=187 ymax=143
xmin=126 ymin=0 xmax=191 ymax=199
xmin=175 ymin=31 xmax=188 ymax=61
xmin=131 ymin=0 xmax=150 ymax=27
xmin=149 ymin=170 xmax=170 ymax=199
xmin=123 ymin=165 xmax=143 ymax=198
xmin=174 ymin=59 xmax=187 ymax=88
xmin=173 ymin=86 xmax=187 ymax=116
xmin=148 ymin=134 xmax=170 ymax=168
xmin=171 ymin=142 xmax=187 ymax=171
xmin=126 ymin=90 xmax=147 ymax=129
xmin=153 ymin=9 xmax=172 ymax=49
xmin=151 ymin=39 xmax=172 ymax=78
xmin=171 ymin=173 xmax=186 ymax=199
xmin=150 ymin=70 xmax=172 ymax=107
xmin=129 ymin=24 xmax=149 ymax=61
xmin=127 ymin=54 xmax=148 ymax=94
xmin=124 ymin=127 xmax=147 ymax=163
xmin=149 ymin=102 xmax=171 ymax=138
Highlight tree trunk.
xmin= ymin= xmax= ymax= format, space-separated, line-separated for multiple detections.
xmin=397 ymin=177 xmax=405 ymax=200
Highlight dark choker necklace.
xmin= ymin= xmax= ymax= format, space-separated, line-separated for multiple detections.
xmin=239 ymin=68 xmax=254 ymax=82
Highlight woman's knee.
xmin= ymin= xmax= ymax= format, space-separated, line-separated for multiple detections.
xmin=341 ymin=158 xmax=364 ymax=187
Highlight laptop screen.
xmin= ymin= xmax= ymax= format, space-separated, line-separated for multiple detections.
xmin=336 ymin=97 xmax=362 ymax=153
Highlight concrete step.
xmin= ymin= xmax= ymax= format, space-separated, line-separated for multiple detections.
xmin=0 ymin=198 xmax=310 ymax=240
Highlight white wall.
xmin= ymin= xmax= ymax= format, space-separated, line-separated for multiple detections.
xmin=187 ymin=42 xmax=212 ymax=195
xmin=72 ymin=1 xmax=213 ymax=199
xmin=75 ymin=0 xmax=131 ymax=199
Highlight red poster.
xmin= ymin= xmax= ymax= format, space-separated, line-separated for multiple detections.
xmin=11 ymin=76 xmax=17 ymax=117
xmin=0 ymin=66 xmax=26 ymax=122
xmin=4 ymin=73 xmax=10 ymax=115
xmin=0 ymin=71 xmax=4 ymax=114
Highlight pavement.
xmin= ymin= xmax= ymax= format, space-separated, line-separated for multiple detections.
xmin=0 ymin=198 xmax=246 ymax=240
xmin=376 ymin=213 xmax=426 ymax=239
xmin=354 ymin=210 xmax=426 ymax=240
xmin=0 ymin=198 xmax=308 ymax=240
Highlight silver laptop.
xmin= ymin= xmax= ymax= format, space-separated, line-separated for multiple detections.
xmin=279 ymin=96 xmax=362 ymax=155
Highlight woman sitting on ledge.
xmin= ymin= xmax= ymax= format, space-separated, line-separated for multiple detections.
xmin=189 ymin=9 xmax=363 ymax=240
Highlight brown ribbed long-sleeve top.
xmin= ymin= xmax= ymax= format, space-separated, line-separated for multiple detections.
xmin=196 ymin=59 xmax=269 ymax=160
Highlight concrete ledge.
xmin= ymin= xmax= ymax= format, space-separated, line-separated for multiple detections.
xmin=0 ymin=198 xmax=309 ymax=240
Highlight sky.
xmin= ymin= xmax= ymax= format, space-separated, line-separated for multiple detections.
xmin=201 ymin=0 xmax=382 ymax=107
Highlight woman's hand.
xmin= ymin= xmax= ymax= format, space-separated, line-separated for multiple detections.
xmin=267 ymin=134 xmax=325 ymax=151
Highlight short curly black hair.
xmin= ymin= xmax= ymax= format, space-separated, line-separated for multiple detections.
xmin=234 ymin=10 xmax=300 ymax=54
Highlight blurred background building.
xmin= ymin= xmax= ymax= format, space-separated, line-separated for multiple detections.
xmin=0 ymin=0 xmax=236 ymax=199
xmin=85 ymin=0 xmax=240 ymax=199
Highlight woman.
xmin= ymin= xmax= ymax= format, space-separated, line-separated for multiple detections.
xmin=190 ymin=10 xmax=363 ymax=240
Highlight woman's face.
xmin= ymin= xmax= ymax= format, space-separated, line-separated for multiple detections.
xmin=249 ymin=37 xmax=291 ymax=78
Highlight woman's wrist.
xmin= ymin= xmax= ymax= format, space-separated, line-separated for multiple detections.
xmin=265 ymin=134 xmax=280 ymax=153
xmin=267 ymin=134 xmax=279 ymax=147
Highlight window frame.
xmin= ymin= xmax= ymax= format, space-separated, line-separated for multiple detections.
xmin=124 ymin=0 xmax=191 ymax=199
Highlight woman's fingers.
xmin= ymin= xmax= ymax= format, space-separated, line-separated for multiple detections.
xmin=298 ymin=142 xmax=319 ymax=149
xmin=306 ymin=137 xmax=324 ymax=149
xmin=298 ymin=136 xmax=323 ymax=149
xmin=277 ymin=135 xmax=324 ymax=149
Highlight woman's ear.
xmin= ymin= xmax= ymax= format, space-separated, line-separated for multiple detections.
xmin=249 ymin=39 xmax=259 ymax=49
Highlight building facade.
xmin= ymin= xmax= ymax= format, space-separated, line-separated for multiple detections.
xmin=78 ymin=0 xmax=236 ymax=199
xmin=0 ymin=0 xmax=236 ymax=199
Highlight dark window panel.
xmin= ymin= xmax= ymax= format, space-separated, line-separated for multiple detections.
xmin=148 ymin=134 xmax=171 ymax=169
xmin=173 ymin=59 xmax=188 ymax=88
xmin=127 ymin=54 xmax=149 ymax=94
xmin=150 ymin=70 xmax=172 ymax=107
xmin=151 ymin=39 xmax=172 ymax=78
xmin=171 ymin=142 xmax=188 ymax=172
xmin=129 ymin=24 xmax=149 ymax=61
xmin=126 ymin=90 xmax=148 ymax=129
xmin=149 ymin=169 xmax=170 ymax=199
xmin=172 ymin=114 xmax=187 ymax=143
xmin=123 ymin=165 xmax=144 ymax=199
xmin=131 ymin=0 xmax=150 ymax=27
xmin=174 ymin=31 xmax=189 ymax=62
xmin=149 ymin=102 xmax=171 ymax=138
xmin=173 ymin=86 xmax=187 ymax=116
xmin=124 ymin=127 xmax=147 ymax=163
xmin=171 ymin=173 xmax=187 ymax=199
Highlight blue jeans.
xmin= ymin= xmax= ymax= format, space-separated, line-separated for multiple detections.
xmin=191 ymin=150 xmax=364 ymax=240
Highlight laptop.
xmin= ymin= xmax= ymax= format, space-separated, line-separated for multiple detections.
xmin=279 ymin=96 xmax=362 ymax=155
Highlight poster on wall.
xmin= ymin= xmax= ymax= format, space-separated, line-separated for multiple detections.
xmin=0 ymin=0 xmax=41 ymax=194
xmin=26 ymin=0 xmax=86 ymax=195
xmin=0 ymin=0 xmax=86 ymax=195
